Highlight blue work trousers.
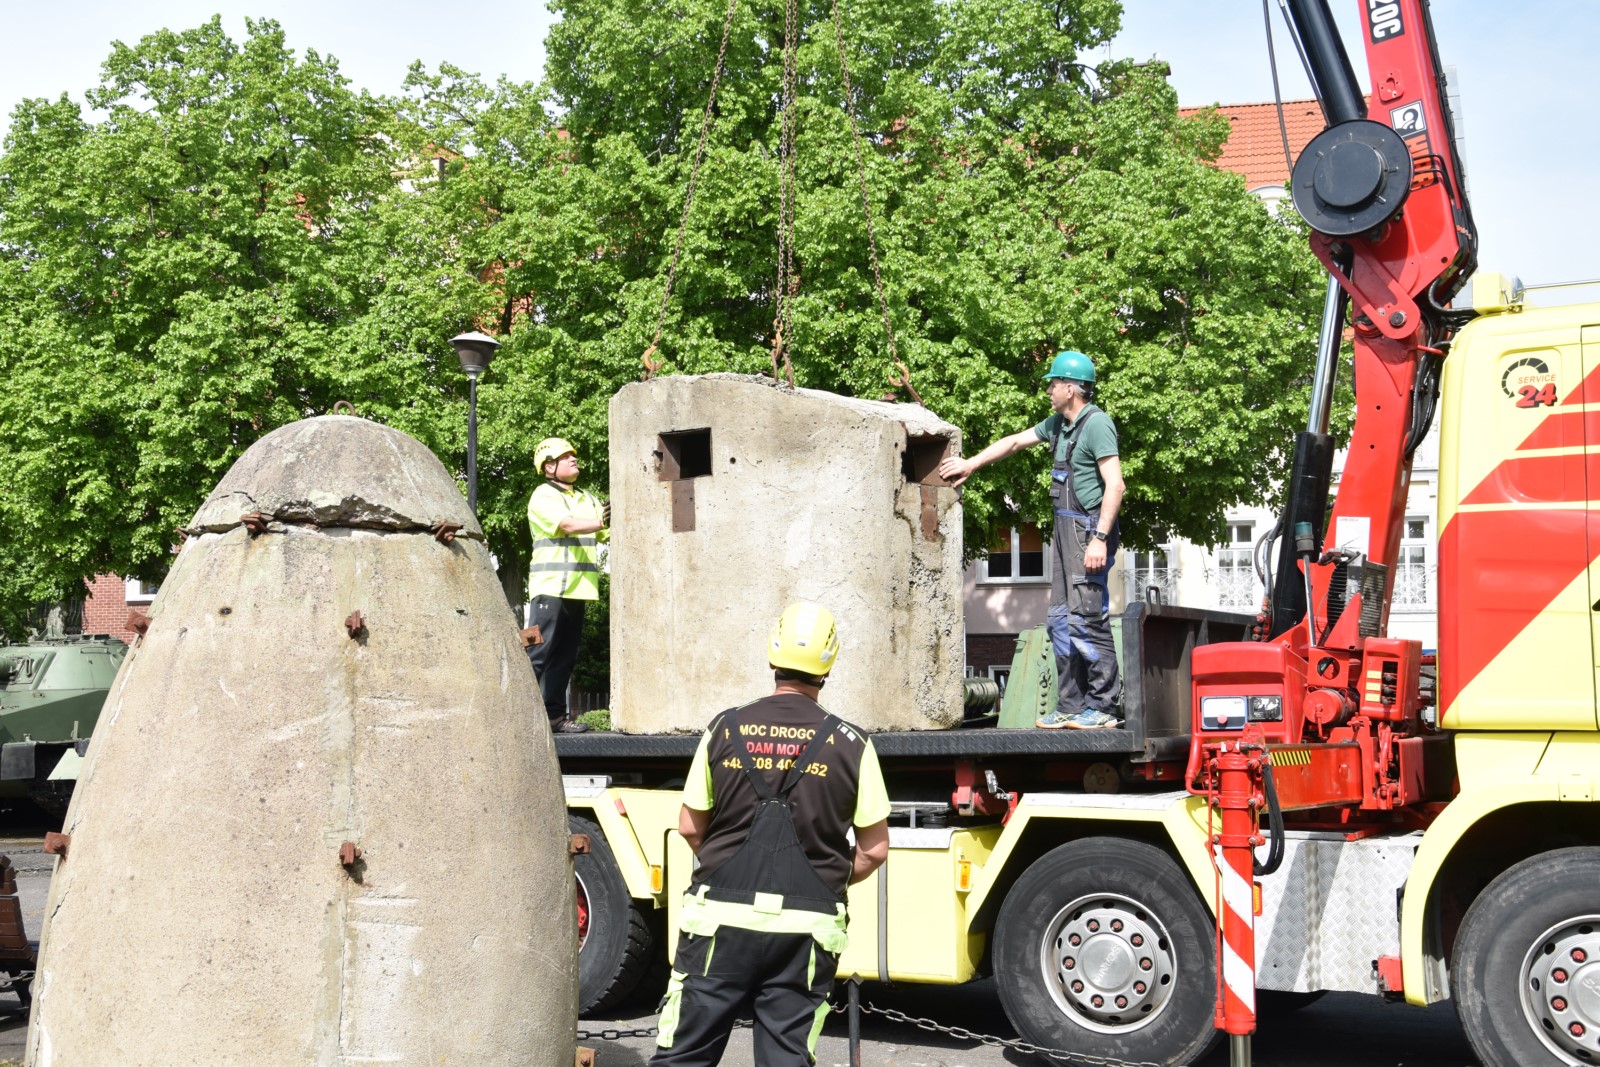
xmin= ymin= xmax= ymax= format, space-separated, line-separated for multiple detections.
xmin=1047 ymin=508 xmax=1121 ymax=716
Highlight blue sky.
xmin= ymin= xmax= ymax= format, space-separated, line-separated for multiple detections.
xmin=2 ymin=1 xmax=1596 ymax=293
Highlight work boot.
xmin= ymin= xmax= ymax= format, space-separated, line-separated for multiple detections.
xmin=551 ymin=719 xmax=591 ymax=734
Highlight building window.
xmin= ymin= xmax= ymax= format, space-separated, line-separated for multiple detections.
xmin=1217 ymin=522 xmax=1259 ymax=610
xmin=124 ymin=578 xmax=161 ymax=604
xmin=1394 ymin=516 xmax=1432 ymax=607
xmin=1131 ymin=548 xmax=1175 ymax=605
xmin=982 ymin=525 xmax=1047 ymax=584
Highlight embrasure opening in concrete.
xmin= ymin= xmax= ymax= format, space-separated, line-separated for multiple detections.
xmin=658 ymin=429 xmax=712 ymax=532
xmin=902 ymin=433 xmax=949 ymax=485
xmin=658 ymin=429 xmax=713 ymax=481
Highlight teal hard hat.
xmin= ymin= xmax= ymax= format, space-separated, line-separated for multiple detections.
xmin=1041 ymin=350 xmax=1096 ymax=383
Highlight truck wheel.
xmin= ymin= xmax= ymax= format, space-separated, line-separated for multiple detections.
xmin=571 ymin=814 xmax=657 ymax=1015
xmin=1452 ymin=846 xmax=1600 ymax=1067
xmin=993 ymin=837 xmax=1218 ymax=1067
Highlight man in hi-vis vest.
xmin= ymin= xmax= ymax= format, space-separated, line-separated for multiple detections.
xmin=526 ymin=437 xmax=607 ymax=733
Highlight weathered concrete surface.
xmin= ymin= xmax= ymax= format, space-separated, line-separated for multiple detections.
xmin=610 ymin=375 xmax=965 ymax=733
xmin=28 ymin=416 xmax=573 ymax=1066
xmin=187 ymin=415 xmax=482 ymax=536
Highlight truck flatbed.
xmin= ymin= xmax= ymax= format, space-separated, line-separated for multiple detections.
xmin=555 ymin=604 xmax=1251 ymax=767
xmin=554 ymin=724 xmax=1168 ymax=759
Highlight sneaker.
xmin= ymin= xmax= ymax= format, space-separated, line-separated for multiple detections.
xmin=552 ymin=719 xmax=591 ymax=734
xmin=1037 ymin=708 xmax=1119 ymax=730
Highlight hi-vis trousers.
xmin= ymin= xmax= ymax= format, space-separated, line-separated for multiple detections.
xmin=651 ymin=924 xmax=840 ymax=1067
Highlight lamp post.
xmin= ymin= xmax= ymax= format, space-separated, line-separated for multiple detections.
xmin=449 ymin=330 xmax=501 ymax=513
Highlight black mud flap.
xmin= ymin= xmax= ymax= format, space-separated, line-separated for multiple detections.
xmin=0 ymin=743 xmax=36 ymax=781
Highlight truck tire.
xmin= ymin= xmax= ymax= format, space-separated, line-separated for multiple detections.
xmin=993 ymin=837 xmax=1219 ymax=1067
xmin=1452 ymin=846 xmax=1600 ymax=1067
xmin=571 ymin=814 xmax=657 ymax=1016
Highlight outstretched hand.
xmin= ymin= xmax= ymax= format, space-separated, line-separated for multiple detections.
xmin=937 ymin=456 xmax=974 ymax=488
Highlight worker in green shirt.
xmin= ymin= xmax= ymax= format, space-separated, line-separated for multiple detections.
xmin=938 ymin=350 xmax=1126 ymax=729
xmin=526 ymin=437 xmax=608 ymax=733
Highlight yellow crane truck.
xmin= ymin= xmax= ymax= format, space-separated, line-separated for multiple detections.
xmin=557 ymin=1 xmax=1600 ymax=1064
xmin=560 ymin=267 xmax=1600 ymax=1067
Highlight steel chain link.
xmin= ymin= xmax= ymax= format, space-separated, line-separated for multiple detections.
xmin=577 ymin=1017 xmax=755 ymax=1043
xmin=828 ymin=0 xmax=897 ymax=368
xmin=575 ymin=1027 xmax=658 ymax=1042
xmin=580 ymin=997 xmax=1186 ymax=1067
xmin=848 ymin=999 xmax=1187 ymax=1067
xmin=642 ymin=0 xmax=741 ymax=380
xmin=768 ymin=0 xmax=800 ymax=388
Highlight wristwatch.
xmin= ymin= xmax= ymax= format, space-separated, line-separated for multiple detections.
xmin=1090 ymin=530 xmax=1109 ymax=542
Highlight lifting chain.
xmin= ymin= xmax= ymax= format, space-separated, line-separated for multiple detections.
xmin=642 ymin=0 xmax=742 ymax=382
xmin=828 ymin=0 xmax=898 ymax=374
xmin=769 ymin=0 xmax=801 ymax=389
xmin=847 ymin=999 xmax=1184 ymax=1067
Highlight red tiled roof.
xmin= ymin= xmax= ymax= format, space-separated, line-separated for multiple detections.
xmin=1179 ymin=98 xmax=1362 ymax=191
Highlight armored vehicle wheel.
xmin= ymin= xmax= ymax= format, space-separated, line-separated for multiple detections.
xmin=993 ymin=837 xmax=1219 ymax=1067
xmin=571 ymin=814 xmax=658 ymax=1015
xmin=1453 ymin=847 xmax=1600 ymax=1067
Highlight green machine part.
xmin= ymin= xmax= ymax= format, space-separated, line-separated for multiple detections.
xmin=997 ymin=622 xmax=1125 ymax=729
xmin=0 ymin=635 xmax=127 ymax=808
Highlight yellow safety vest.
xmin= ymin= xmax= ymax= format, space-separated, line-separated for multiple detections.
xmin=526 ymin=482 xmax=607 ymax=600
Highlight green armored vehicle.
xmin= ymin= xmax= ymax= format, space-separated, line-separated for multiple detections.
xmin=0 ymin=635 xmax=126 ymax=814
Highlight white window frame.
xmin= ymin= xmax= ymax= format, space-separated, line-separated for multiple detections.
xmin=1217 ymin=522 xmax=1259 ymax=610
xmin=1393 ymin=515 xmax=1434 ymax=610
xmin=124 ymin=578 xmax=160 ymax=604
xmin=1128 ymin=546 xmax=1177 ymax=606
xmin=987 ymin=664 xmax=1011 ymax=698
xmin=978 ymin=525 xmax=1050 ymax=586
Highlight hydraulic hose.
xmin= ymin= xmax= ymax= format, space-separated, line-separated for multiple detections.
xmin=1254 ymin=760 xmax=1286 ymax=877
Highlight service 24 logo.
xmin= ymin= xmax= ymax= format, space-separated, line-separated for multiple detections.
xmin=1502 ymin=356 xmax=1559 ymax=408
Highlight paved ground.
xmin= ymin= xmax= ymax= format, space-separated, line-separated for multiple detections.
xmin=583 ymin=980 xmax=1480 ymax=1067
xmin=0 ymin=822 xmax=1481 ymax=1067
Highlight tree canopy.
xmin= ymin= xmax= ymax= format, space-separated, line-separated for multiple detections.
xmin=0 ymin=3 xmax=1329 ymax=636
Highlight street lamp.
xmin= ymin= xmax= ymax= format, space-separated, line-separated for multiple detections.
xmin=449 ymin=330 xmax=501 ymax=513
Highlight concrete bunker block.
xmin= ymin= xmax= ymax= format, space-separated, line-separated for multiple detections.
xmin=29 ymin=416 xmax=574 ymax=1067
xmin=610 ymin=374 xmax=965 ymax=733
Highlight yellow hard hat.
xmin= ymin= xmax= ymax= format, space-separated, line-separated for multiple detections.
xmin=768 ymin=602 xmax=840 ymax=677
xmin=535 ymin=437 xmax=577 ymax=471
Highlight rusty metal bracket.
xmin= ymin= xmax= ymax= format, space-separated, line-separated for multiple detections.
xmin=42 ymin=833 xmax=70 ymax=859
xmin=344 ymin=611 xmax=366 ymax=639
xmin=519 ymin=625 xmax=544 ymax=648
xmin=432 ymin=521 xmax=463 ymax=545
xmin=126 ymin=609 xmax=151 ymax=636
xmin=569 ymin=834 xmax=592 ymax=856
xmin=241 ymin=511 xmax=270 ymax=537
xmin=339 ymin=842 xmax=362 ymax=868
xmin=575 ymin=1047 xmax=596 ymax=1067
